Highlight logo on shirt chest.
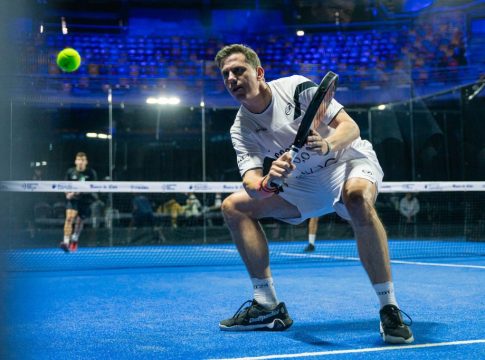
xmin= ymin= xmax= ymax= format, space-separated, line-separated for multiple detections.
xmin=285 ymin=103 xmax=293 ymax=116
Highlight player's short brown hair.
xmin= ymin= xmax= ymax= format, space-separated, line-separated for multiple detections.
xmin=214 ymin=44 xmax=261 ymax=70
xmin=75 ymin=152 xmax=87 ymax=159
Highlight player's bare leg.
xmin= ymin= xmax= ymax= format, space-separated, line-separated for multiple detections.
xmin=222 ymin=190 xmax=300 ymax=279
xmin=219 ymin=190 xmax=298 ymax=331
xmin=61 ymin=209 xmax=78 ymax=252
xmin=343 ymin=178 xmax=390 ymax=283
xmin=343 ymin=177 xmax=413 ymax=344
xmin=69 ymin=216 xmax=84 ymax=252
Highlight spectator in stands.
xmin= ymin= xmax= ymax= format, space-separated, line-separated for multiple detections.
xmin=214 ymin=44 xmax=413 ymax=344
xmin=399 ymin=193 xmax=420 ymax=224
xmin=206 ymin=193 xmax=222 ymax=212
xmin=90 ymin=197 xmax=105 ymax=229
xmin=205 ymin=193 xmax=223 ymax=227
xmin=308 ymin=0 xmax=357 ymax=24
xmin=60 ymin=152 xmax=98 ymax=253
xmin=32 ymin=165 xmax=44 ymax=180
xmin=158 ymin=198 xmax=184 ymax=228
xmin=184 ymin=193 xmax=202 ymax=217
xmin=131 ymin=194 xmax=154 ymax=228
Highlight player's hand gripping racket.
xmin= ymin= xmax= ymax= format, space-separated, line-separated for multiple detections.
xmin=270 ymin=71 xmax=339 ymax=190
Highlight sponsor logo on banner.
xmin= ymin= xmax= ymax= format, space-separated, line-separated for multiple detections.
xmin=401 ymin=183 xmax=415 ymax=190
xmin=88 ymin=183 xmax=118 ymax=190
xmin=424 ymin=183 xmax=442 ymax=190
xmin=223 ymin=184 xmax=243 ymax=191
xmin=189 ymin=183 xmax=211 ymax=191
xmin=89 ymin=184 xmax=105 ymax=190
xmin=160 ymin=183 xmax=177 ymax=191
xmin=22 ymin=182 xmax=40 ymax=191
xmin=130 ymin=185 xmax=149 ymax=190
xmin=452 ymin=184 xmax=474 ymax=189
xmin=54 ymin=183 xmax=77 ymax=191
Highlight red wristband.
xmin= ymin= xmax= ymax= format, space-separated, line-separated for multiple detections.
xmin=258 ymin=175 xmax=280 ymax=194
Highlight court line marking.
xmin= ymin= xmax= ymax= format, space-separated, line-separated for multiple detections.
xmin=280 ymin=253 xmax=485 ymax=269
xmin=209 ymin=339 xmax=485 ymax=360
xmin=389 ymin=259 xmax=485 ymax=269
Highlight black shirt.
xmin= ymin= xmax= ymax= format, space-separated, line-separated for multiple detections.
xmin=64 ymin=167 xmax=98 ymax=202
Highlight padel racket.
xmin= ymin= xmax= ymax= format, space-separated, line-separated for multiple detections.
xmin=271 ymin=71 xmax=339 ymax=189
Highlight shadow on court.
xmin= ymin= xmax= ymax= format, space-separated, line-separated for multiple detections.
xmin=287 ymin=320 xmax=444 ymax=346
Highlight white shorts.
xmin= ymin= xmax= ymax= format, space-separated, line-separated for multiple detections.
xmin=276 ymin=144 xmax=384 ymax=225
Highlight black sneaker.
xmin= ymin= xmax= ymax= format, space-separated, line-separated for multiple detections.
xmin=304 ymin=243 xmax=315 ymax=252
xmin=219 ymin=300 xmax=293 ymax=331
xmin=379 ymin=304 xmax=414 ymax=344
xmin=59 ymin=242 xmax=70 ymax=253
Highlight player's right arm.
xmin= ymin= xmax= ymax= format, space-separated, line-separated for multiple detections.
xmin=242 ymin=153 xmax=295 ymax=199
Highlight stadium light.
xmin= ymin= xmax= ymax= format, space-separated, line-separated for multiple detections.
xmin=86 ymin=132 xmax=111 ymax=140
xmin=146 ymin=96 xmax=181 ymax=105
xmin=61 ymin=17 xmax=68 ymax=35
xmin=296 ymin=30 xmax=305 ymax=36
xmin=377 ymin=104 xmax=386 ymax=110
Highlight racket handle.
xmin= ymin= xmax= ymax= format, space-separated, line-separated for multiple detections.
xmin=288 ymin=146 xmax=299 ymax=162
xmin=269 ymin=146 xmax=299 ymax=189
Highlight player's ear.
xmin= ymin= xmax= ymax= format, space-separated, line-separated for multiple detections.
xmin=256 ymin=66 xmax=265 ymax=81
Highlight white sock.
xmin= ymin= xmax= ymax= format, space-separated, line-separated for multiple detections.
xmin=251 ymin=277 xmax=279 ymax=309
xmin=373 ymin=281 xmax=398 ymax=309
xmin=63 ymin=236 xmax=70 ymax=244
xmin=71 ymin=233 xmax=79 ymax=242
xmin=308 ymin=234 xmax=316 ymax=245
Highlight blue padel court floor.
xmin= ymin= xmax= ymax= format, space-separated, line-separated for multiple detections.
xmin=2 ymin=240 xmax=485 ymax=359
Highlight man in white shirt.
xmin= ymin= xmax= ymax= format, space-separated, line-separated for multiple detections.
xmin=215 ymin=44 xmax=413 ymax=344
xmin=399 ymin=193 xmax=420 ymax=223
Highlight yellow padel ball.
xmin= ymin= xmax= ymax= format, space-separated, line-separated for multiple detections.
xmin=56 ymin=48 xmax=81 ymax=72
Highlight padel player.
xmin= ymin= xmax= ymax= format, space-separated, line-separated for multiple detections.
xmin=215 ymin=44 xmax=413 ymax=344
xmin=60 ymin=152 xmax=98 ymax=253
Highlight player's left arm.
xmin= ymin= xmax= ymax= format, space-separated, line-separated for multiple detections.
xmin=306 ymin=110 xmax=360 ymax=154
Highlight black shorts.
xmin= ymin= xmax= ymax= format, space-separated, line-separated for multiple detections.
xmin=66 ymin=200 xmax=91 ymax=219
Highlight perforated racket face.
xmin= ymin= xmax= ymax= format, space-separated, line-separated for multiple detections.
xmin=312 ymin=80 xmax=337 ymax=130
xmin=293 ymin=72 xmax=339 ymax=149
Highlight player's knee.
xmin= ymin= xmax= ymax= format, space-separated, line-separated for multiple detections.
xmin=221 ymin=196 xmax=237 ymax=218
xmin=221 ymin=195 xmax=248 ymax=223
xmin=65 ymin=215 xmax=76 ymax=224
xmin=343 ymin=188 xmax=374 ymax=217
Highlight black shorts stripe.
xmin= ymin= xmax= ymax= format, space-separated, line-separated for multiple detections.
xmin=293 ymin=81 xmax=317 ymax=121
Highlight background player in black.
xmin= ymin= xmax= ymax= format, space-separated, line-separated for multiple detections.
xmin=60 ymin=152 xmax=98 ymax=252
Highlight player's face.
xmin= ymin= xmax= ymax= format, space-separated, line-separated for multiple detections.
xmin=75 ymin=156 xmax=88 ymax=171
xmin=220 ymin=53 xmax=262 ymax=103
